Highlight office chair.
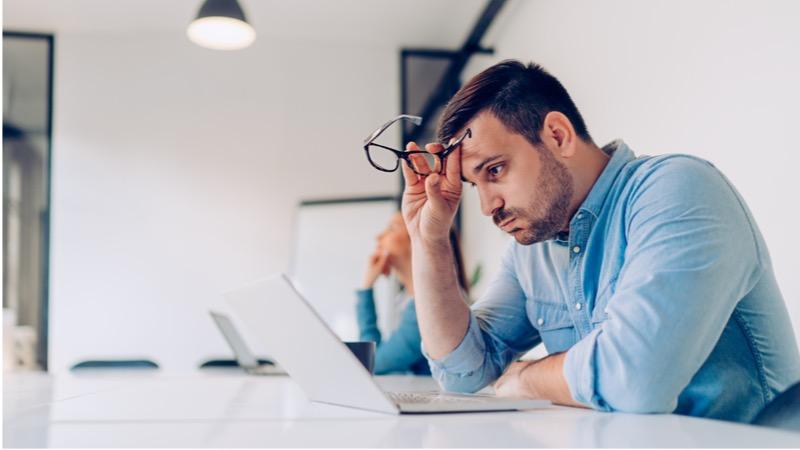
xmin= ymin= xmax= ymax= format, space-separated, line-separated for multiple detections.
xmin=752 ymin=381 xmax=800 ymax=432
xmin=198 ymin=358 xmax=274 ymax=368
xmin=70 ymin=359 xmax=159 ymax=370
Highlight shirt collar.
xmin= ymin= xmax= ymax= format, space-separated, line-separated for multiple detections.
xmin=575 ymin=139 xmax=635 ymax=220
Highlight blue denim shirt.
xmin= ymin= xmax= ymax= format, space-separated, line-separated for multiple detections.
xmin=426 ymin=140 xmax=800 ymax=422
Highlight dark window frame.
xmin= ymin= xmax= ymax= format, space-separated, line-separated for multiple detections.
xmin=3 ymin=31 xmax=55 ymax=371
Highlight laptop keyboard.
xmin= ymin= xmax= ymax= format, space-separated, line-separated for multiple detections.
xmin=388 ymin=391 xmax=487 ymax=404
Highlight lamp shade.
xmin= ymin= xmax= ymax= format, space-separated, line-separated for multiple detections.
xmin=187 ymin=0 xmax=256 ymax=50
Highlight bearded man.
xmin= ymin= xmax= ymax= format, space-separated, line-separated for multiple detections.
xmin=401 ymin=60 xmax=800 ymax=423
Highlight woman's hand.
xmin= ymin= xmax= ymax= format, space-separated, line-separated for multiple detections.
xmin=362 ymin=248 xmax=390 ymax=289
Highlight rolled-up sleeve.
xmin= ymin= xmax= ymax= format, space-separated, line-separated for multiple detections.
xmin=424 ymin=243 xmax=542 ymax=393
xmin=564 ymin=156 xmax=764 ymax=413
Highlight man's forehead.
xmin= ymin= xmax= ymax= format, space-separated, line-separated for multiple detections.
xmin=460 ymin=136 xmax=487 ymax=164
xmin=458 ymin=133 xmax=499 ymax=182
xmin=457 ymin=112 xmax=510 ymax=155
xmin=460 ymin=122 xmax=505 ymax=165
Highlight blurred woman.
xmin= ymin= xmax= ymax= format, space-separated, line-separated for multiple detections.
xmin=356 ymin=212 xmax=469 ymax=375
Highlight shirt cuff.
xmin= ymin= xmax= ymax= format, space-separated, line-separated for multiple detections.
xmin=422 ymin=314 xmax=486 ymax=375
xmin=563 ymin=327 xmax=611 ymax=411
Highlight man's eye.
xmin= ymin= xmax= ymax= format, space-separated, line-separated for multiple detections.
xmin=488 ymin=164 xmax=505 ymax=177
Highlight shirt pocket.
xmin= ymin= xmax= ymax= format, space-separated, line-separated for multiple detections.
xmin=527 ymin=300 xmax=577 ymax=354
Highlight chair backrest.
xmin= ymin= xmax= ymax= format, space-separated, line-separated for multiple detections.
xmin=70 ymin=359 xmax=159 ymax=370
xmin=752 ymin=381 xmax=800 ymax=431
xmin=199 ymin=359 xmax=240 ymax=368
xmin=198 ymin=358 xmax=275 ymax=369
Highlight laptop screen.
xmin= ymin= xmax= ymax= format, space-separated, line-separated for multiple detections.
xmin=209 ymin=311 xmax=259 ymax=368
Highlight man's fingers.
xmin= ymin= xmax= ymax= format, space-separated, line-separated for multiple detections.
xmin=401 ymin=141 xmax=422 ymax=188
xmin=425 ymin=142 xmax=462 ymax=185
xmin=445 ymin=147 xmax=462 ymax=184
xmin=408 ymin=153 xmax=432 ymax=176
xmin=424 ymin=173 xmax=449 ymax=213
xmin=425 ymin=143 xmax=444 ymax=154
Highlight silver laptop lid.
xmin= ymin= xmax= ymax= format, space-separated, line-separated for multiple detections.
xmin=225 ymin=273 xmax=398 ymax=414
xmin=209 ymin=310 xmax=259 ymax=369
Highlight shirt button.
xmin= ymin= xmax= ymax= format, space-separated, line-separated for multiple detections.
xmin=537 ymin=318 xmax=544 ymax=326
xmin=604 ymin=307 xmax=609 ymax=314
xmin=575 ymin=302 xmax=582 ymax=310
xmin=572 ymin=246 xmax=581 ymax=254
xmin=577 ymin=213 xmax=583 ymax=220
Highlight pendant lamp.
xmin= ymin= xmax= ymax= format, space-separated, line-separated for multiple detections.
xmin=187 ymin=0 xmax=256 ymax=50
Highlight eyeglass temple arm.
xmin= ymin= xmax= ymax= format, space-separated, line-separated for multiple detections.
xmin=366 ymin=115 xmax=423 ymax=145
xmin=397 ymin=115 xmax=423 ymax=125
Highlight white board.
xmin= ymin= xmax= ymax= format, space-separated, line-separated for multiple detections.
xmin=290 ymin=197 xmax=401 ymax=341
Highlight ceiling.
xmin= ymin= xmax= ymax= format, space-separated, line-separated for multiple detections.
xmin=3 ymin=0 xmax=494 ymax=49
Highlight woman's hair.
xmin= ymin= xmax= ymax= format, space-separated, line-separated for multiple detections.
xmin=390 ymin=209 xmax=470 ymax=295
xmin=449 ymin=227 xmax=470 ymax=295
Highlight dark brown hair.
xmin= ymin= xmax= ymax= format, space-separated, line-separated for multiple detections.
xmin=438 ymin=60 xmax=593 ymax=148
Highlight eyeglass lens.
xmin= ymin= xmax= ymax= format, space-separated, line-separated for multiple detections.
xmin=366 ymin=146 xmax=400 ymax=171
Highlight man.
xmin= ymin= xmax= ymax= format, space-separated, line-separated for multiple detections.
xmin=401 ymin=60 xmax=800 ymax=422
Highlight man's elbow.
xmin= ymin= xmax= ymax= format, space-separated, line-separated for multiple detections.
xmin=432 ymin=364 xmax=498 ymax=394
xmin=598 ymin=382 xmax=678 ymax=414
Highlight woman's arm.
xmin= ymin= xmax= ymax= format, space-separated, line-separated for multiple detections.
xmin=371 ymin=301 xmax=426 ymax=375
xmin=355 ymin=288 xmax=382 ymax=345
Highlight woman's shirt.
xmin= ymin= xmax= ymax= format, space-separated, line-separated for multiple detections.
xmin=355 ymin=288 xmax=431 ymax=375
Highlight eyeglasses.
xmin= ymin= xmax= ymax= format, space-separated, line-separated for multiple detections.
xmin=363 ymin=114 xmax=471 ymax=176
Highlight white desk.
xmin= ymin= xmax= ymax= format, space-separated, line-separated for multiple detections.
xmin=4 ymin=370 xmax=800 ymax=448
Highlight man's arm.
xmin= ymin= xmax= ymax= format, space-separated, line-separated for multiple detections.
xmin=399 ymin=143 xmax=471 ymax=359
xmin=400 ymin=143 xmax=542 ymax=393
xmin=425 ymin=241 xmax=543 ymax=393
xmin=410 ymin=237 xmax=470 ymax=359
xmin=496 ymin=156 xmax=766 ymax=411
xmin=563 ymin=156 xmax=764 ymax=412
xmin=495 ymin=354 xmax=586 ymax=408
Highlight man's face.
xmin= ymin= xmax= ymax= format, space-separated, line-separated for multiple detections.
xmin=459 ymin=112 xmax=574 ymax=245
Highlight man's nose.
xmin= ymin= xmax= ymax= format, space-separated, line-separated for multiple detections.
xmin=479 ymin=189 xmax=502 ymax=217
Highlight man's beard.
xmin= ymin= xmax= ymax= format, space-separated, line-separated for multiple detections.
xmin=493 ymin=149 xmax=573 ymax=245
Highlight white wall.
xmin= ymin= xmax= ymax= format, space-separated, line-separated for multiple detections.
xmin=49 ymin=32 xmax=400 ymax=372
xmin=45 ymin=0 xmax=800 ymax=371
xmin=462 ymin=0 xmax=800 ymax=348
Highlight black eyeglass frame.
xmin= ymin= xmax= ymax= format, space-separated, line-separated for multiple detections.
xmin=363 ymin=115 xmax=472 ymax=176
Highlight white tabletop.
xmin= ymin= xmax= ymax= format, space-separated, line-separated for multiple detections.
xmin=4 ymin=369 xmax=800 ymax=448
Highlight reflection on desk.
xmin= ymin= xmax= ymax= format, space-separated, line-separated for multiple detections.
xmin=4 ymin=371 xmax=800 ymax=448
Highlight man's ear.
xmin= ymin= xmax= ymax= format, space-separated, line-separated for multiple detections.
xmin=541 ymin=111 xmax=577 ymax=157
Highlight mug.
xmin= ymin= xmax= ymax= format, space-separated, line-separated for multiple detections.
xmin=344 ymin=341 xmax=376 ymax=374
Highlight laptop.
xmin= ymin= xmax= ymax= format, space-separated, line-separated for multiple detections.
xmin=224 ymin=273 xmax=551 ymax=414
xmin=209 ymin=310 xmax=287 ymax=376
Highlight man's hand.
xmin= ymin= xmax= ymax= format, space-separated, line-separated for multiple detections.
xmin=400 ymin=140 xmax=470 ymax=360
xmin=495 ymin=354 xmax=587 ymax=407
xmin=401 ymin=142 xmax=463 ymax=244
xmin=494 ymin=361 xmax=538 ymax=398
